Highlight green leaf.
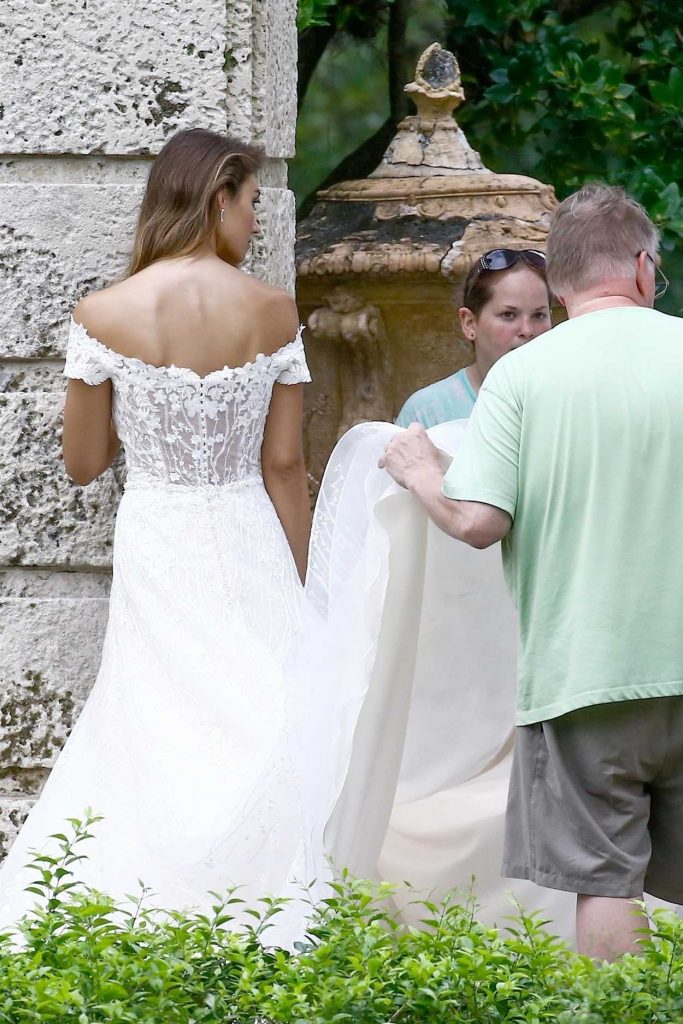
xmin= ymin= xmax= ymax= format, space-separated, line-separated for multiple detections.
xmin=484 ymin=83 xmax=515 ymax=103
xmin=579 ymin=56 xmax=601 ymax=84
xmin=669 ymin=66 xmax=683 ymax=104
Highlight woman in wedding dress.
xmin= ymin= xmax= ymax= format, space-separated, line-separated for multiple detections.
xmin=0 ymin=129 xmax=315 ymax=945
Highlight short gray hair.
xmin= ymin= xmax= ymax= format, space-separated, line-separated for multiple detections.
xmin=546 ymin=183 xmax=659 ymax=295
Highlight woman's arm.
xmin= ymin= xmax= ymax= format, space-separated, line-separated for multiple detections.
xmin=62 ymin=378 xmax=120 ymax=486
xmin=261 ymin=381 xmax=311 ymax=583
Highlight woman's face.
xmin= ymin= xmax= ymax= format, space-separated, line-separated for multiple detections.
xmin=460 ymin=265 xmax=552 ymax=376
xmin=215 ymin=174 xmax=261 ymax=265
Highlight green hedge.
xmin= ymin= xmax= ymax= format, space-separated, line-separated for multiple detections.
xmin=2 ymin=816 xmax=683 ymax=1023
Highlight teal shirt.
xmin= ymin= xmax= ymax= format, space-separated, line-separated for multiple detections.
xmin=396 ymin=367 xmax=477 ymax=428
xmin=443 ymin=307 xmax=683 ymax=725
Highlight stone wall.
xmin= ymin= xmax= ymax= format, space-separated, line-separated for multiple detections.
xmin=0 ymin=0 xmax=297 ymax=855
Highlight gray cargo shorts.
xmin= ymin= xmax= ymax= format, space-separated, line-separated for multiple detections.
xmin=502 ymin=696 xmax=683 ymax=903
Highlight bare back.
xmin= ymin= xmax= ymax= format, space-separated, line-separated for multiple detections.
xmin=73 ymin=254 xmax=299 ymax=375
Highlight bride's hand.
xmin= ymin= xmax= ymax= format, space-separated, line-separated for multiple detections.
xmin=378 ymin=422 xmax=441 ymax=489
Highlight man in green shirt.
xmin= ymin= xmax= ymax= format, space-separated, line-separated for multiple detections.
xmin=379 ymin=184 xmax=682 ymax=960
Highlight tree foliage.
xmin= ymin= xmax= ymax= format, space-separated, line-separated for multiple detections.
xmin=296 ymin=0 xmax=683 ymax=248
xmin=297 ymin=1 xmax=402 ymax=110
xmin=297 ymin=0 xmax=395 ymax=34
xmin=445 ymin=0 xmax=683 ymax=246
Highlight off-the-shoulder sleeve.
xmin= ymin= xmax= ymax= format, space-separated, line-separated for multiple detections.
xmin=63 ymin=318 xmax=111 ymax=385
xmin=276 ymin=330 xmax=312 ymax=385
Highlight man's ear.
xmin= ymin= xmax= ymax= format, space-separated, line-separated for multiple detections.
xmin=634 ymin=250 xmax=652 ymax=301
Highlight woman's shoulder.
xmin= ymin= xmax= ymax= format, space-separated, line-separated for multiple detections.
xmin=72 ymin=287 xmax=110 ymax=326
xmin=66 ymin=287 xmax=126 ymax=383
xmin=397 ymin=368 xmax=475 ymax=428
xmin=237 ymin=275 xmax=300 ymax=352
xmin=72 ymin=277 xmax=138 ymax=339
xmin=409 ymin=369 xmax=471 ymax=403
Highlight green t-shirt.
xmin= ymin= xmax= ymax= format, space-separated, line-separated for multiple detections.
xmin=442 ymin=306 xmax=683 ymax=725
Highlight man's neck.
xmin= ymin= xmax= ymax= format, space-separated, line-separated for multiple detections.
xmin=562 ymin=278 xmax=651 ymax=320
xmin=565 ymin=295 xmax=643 ymax=318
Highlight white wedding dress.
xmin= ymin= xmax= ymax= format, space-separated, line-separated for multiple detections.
xmin=0 ymin=318 xmax=317 ymax=945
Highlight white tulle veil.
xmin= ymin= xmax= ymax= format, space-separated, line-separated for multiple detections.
xmin=292 ymin=420 xmax=577 ymax=939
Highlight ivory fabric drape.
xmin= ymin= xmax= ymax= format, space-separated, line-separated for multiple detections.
xmin=302 ymin=420 xmax=675 ymax=943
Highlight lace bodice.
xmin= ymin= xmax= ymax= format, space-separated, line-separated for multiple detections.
xmin=64 ymin=318 xmax=311 ymax=488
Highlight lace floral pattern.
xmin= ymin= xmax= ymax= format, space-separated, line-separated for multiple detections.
xmin=64 ymin=318 xmax=311 ymax=488
xmin=0 ymin=318 xmax=314 ymax=949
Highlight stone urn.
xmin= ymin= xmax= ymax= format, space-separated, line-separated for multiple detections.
xmin=296 ymin=43 xmax=558 ymax=490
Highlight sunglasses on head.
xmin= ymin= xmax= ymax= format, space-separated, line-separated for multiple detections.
xmin=478 ymin=248 xmax=547 ymax=273
xmin=464 ymin=249 xmax=547 ymax=306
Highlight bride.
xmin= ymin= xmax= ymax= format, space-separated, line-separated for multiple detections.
xmin=0 ymin=128 xmax=316 ymax=945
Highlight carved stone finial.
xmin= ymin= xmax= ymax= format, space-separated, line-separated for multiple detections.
xmin=370 ymin=43 xmax=484 ymax=177
xmin=404 ymin=42 xmax=465 ymax=120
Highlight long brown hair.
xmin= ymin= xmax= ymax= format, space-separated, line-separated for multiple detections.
xmin=127 ymin=128 xmax=265 ymax=276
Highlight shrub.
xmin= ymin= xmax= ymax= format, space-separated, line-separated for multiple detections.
xmin=1 ymin=815 xmax=683 ymax=1022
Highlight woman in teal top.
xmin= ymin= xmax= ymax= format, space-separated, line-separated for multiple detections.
xmin=397 ymin=249 xmax=552 ymax=428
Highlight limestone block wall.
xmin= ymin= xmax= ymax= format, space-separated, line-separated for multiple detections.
xmin=0 ymin=0 xmax=297 ymax=856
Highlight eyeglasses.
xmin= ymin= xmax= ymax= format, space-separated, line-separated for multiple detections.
xmin=478 ymin=248 xmax=547 ymax=273
xmin=643 ymin=252 xmax=669 ymax=300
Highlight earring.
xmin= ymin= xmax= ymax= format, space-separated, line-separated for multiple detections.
xmin=220 ymin=208 xmax=225 ymax=223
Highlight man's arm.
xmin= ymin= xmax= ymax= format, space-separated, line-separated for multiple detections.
xmin=378 ymin=423 xmax=512 ymax=549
